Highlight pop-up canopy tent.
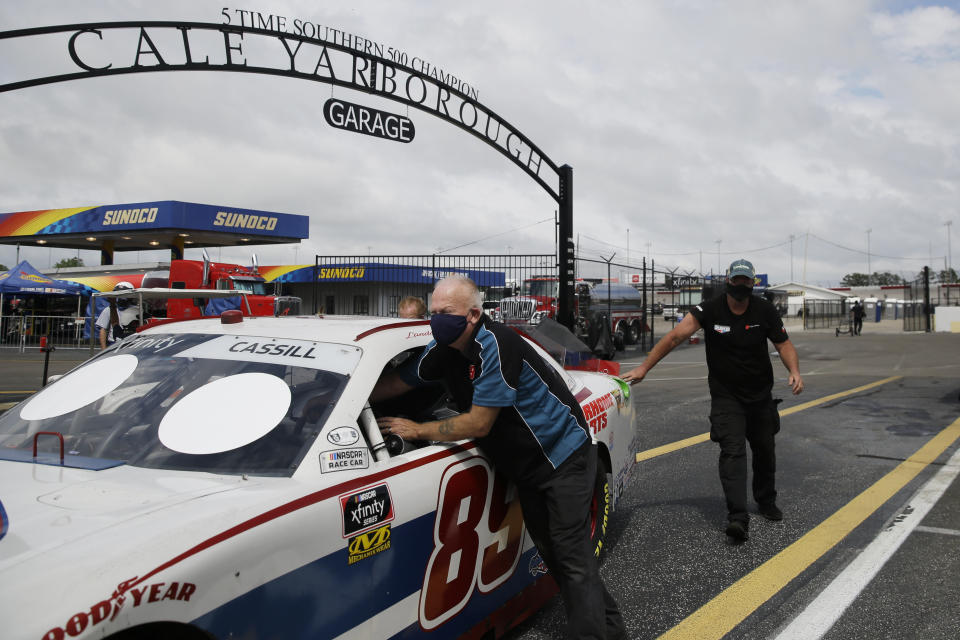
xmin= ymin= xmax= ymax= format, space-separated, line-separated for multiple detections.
xmin=0 ymin=260 xmax=88 ymax=296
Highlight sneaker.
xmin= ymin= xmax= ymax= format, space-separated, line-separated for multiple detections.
xmin=759 ymin=504 xmax=783 ymax=521
xmin=725 ymin=520 xmax=749 ymax=542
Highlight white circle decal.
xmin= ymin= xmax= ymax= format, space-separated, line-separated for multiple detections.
xmin=20 ymin=354 xmax=139 ymax=421
xmin=158 ymin=372 xmax=291 ymax=455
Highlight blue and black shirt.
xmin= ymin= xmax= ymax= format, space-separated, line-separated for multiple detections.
xmin=406 ymin=315 xmax=590 ymax=486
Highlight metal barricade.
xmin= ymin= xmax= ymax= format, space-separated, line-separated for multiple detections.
xmin=802 ymin=299 xmax=845 ymax=330
xmin=0 ymin=314 xmax=91 ymax=351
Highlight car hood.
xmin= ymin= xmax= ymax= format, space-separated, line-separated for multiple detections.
xmin=0 ymin=460 xmax=249 ymax=571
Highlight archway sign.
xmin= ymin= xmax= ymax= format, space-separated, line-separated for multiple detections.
xmin=0 ymin=18 xmax=578 ymax=328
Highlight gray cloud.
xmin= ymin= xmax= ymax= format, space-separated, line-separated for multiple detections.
xmin=0 ymin=0 xmax=957 ymax=286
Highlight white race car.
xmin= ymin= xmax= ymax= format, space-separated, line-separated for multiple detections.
xmin=0 ymin=315 xmax=638 ymax=640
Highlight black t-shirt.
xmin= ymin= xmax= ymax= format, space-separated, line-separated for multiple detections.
xmin=689 ymin=294 xmax=788 ymax=404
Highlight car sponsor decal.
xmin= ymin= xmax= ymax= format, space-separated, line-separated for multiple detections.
xmin=320 ymin=448 xmax=370 ymax=473
xmin=42 ymin=580 xmax=197 ymax=640
xmin=713 ymin=324 xmax=731 ymax=334
xmin=581 ymin=391 xmax=616 ymax=435
xmin=347 ymin=524 xmax=391 ymax=565
xmin=528 ymin=552 xmax=548 ymax=577
xmin=419 ymin=457 xmax=525 ymax=630
xmin=326 ymin=426 xmax=360 ymax=447
xmin=0 ymin=498 xmax=8 ymax=541
xmin=173 ymin=335 xmax=362 ymax=374
xmin=340 ymin=483 xmax=394 ymax=537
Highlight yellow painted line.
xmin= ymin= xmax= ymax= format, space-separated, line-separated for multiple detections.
xmin=660 ymin=414 xmax=960 ymax=640
xmin=636 ymin=434 xmax=710 ymax=461
xmin=778 ymin=376 xmax=902 ymax=417
xmin=635 ymin=376 xmax=903 ymax=463
xmin=0 ymin=402 xmax=16 ymax=410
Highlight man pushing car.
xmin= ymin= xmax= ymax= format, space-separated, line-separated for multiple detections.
xmin=376 ymin=274 xmax=625 ymax=640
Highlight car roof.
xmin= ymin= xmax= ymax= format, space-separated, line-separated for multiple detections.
xmin=140 ymin=315 xmax=430 ymax=344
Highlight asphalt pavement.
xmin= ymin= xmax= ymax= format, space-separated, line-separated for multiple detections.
xmin=507 ymin=327 xmax=960 ymax=640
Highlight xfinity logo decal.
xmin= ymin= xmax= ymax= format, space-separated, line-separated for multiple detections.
xmin=340 ymin=483 xmax=394 ymax=537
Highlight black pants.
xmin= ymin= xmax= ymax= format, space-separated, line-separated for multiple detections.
xmin=709 ymin=393 xmax=779 ymax=523
xmin=854 ymin=317 xmax=863 ymax=335
xmin=518 ymin=445 xmax=625 ymax=640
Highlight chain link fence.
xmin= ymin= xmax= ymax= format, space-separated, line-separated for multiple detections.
xmin=311 ymin=254 xmax=555 ymax=317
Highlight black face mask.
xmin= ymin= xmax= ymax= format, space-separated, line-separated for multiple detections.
xmin=726 ymin=283 xmax=753 ymax=302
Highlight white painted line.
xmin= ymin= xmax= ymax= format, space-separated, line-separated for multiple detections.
xmin=774 ymin=444 xmax=960 ymax=640
xmin=914 ymin=525 xmax=960 ymax=537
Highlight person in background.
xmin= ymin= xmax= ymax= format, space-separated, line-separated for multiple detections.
xmin=852 ymin=300 xmax=865 ymax=335
xmin=397 ymin=295 xmax=427 ymax=319
xmin=96 ymin=282 xmax=138 ymax=349
xmin=622 ymin=259 xmax=803 ymax=543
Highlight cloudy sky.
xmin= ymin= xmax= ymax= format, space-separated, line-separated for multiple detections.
xmin=1 ymin=0 xmax=958 ymax=286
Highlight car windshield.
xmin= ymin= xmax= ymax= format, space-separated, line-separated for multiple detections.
xmin=522 ymin=280 xmax=558 ymax=297
xmin=231 ymin=278 xmax=268 ymax=295
xmin=0 ymin=333 xmax=362 ymax=476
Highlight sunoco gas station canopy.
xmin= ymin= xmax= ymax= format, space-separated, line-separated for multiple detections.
xmin=0 ymin=200 xmax=308 ymax=262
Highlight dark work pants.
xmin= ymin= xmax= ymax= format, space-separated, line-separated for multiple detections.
xmin=518 ymin=444 xmax=625 ymax=640
xmin=709 ymin=393 xmax=779 ymax=523
xmin=854 ymin=317 xmax=863 ymax=335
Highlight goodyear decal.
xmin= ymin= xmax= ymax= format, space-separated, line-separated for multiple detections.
xmin=340 ymin=483 xmax=394 ymax=537
xmin=42 ymin=580 xmax=197 ymax=640
xmin=0 ymin=498 xmax=8 ymax=541
xmin=347 ymin=524 xmax=391 ymax=565
xmin=581 ymin=391 xmax=616 ymax=435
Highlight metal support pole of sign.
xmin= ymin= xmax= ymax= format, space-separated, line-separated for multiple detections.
xmin=923 ymin=266 xmax=931 ymax=332
xmin=313 ymin=257 xmax=319 ymax=315
xmin=650 ymin=259 xmax=656 ymax=349
xmin=557 ymin=165 xmax=575 ymax=331
xmin=641 ymin=257 xmax=647 ymax=352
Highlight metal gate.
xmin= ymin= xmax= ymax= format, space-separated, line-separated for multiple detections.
xmin=312 ymin=254 xmax=555 ymax=317
xmin=903 ymin=267 xmax=931 ymax=332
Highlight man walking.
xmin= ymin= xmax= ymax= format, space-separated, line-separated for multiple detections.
xmin=852 ymin=300 xmax=865 ymax=335
xmin=378 ymin=274 xmax=624 ymax=639
xmin=623 ymin=259 xmax=803 ymax=542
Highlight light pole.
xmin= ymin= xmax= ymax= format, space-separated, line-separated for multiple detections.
xmin=946 ymin=221 xmax=953 ymax=280
xmin=789 ymin=234 xmax=795 ymax=282
xmin=866 ymin=228 xmax=872 ymax=285
xmin=715 ymin=239 xmax=722 ymax=275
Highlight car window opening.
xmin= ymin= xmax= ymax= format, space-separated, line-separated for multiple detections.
xmin=363 ymin=346 xmax=460 ymax=459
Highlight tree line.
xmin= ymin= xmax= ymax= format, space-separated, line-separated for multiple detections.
xmin=841 ymin=268 xmax=958 ymax=286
